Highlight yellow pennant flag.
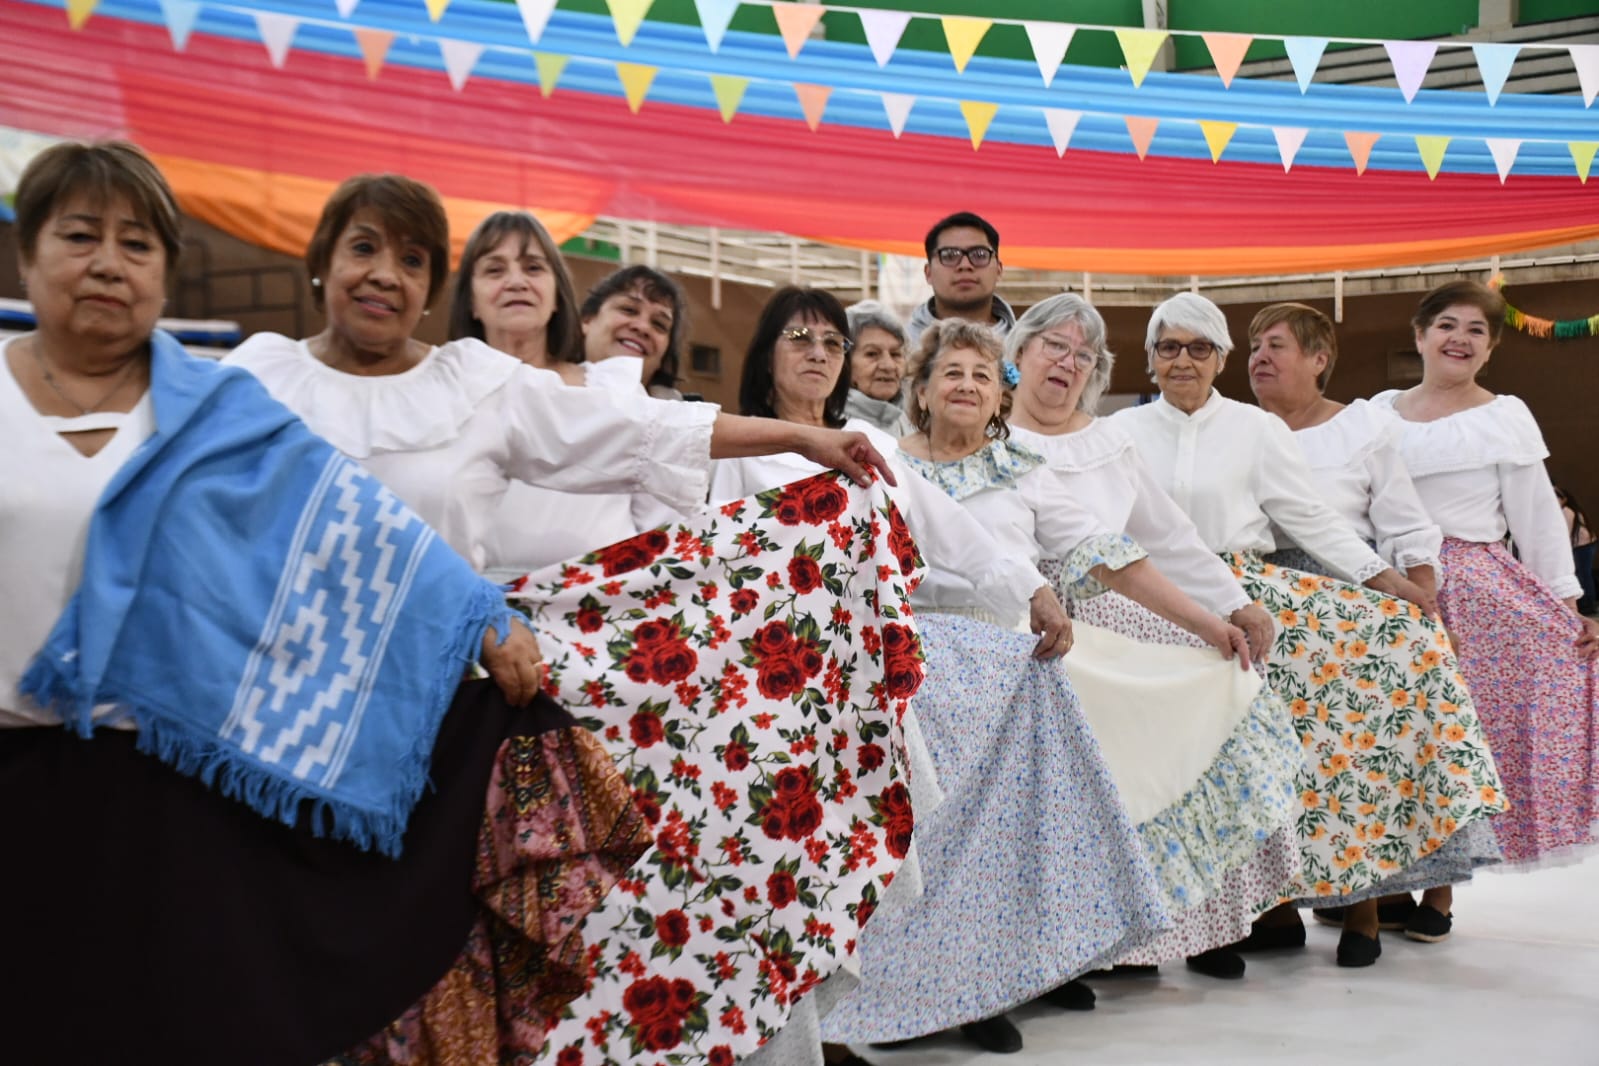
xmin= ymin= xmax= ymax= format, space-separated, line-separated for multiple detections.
xmin=1115 ymin=28 xmax=1169 ymax=88
xmin=772 ymin=3 xmax=825 ymax=59
xmin=1344 ymin=131 xmax=1380 ymax=175
xmin=1570 ymin=142 xmax=1598 ymax=183
xmin=1198 ymin=120 xmax=1237 ymax=162
xmin=534 ymin=52 xmax=569 ymax=98
xmin=66 ymin=0 xmax=98 ymax=30
xmin=959 ymin=100 xmax=999 ymax=150
xmin=1125 ymin=115 xmax=1159 ymax=159
xmin=354 ymin=28 xmax=394 ymax=80
xmin=794 ymin=83 xmax=832 ymax=131
xmin=607 ymin=0 xmax=655 ymax=47
xmin=616 ymin=62 xmax=657 ymax=113
xmin=710 ymin=74 xmax=749 ymax=123
xmin=942 ymin=16 xmax=992 ymax=74
xmin=1415 ymin=135 xmax=1450 ymax=180
xmin=424 ymin=0 xmax=449 ymax=22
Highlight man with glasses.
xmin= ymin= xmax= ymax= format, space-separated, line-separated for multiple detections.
xmin=906 ymin=211 xmax=1017 ymax=347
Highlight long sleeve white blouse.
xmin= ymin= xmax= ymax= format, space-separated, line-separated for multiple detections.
xmin=225 ymin=334 xmax=716 ymax=574
xmin=1371 ymin=391 xmax=1581 ymax=600
xmin=1010 ymin=419 xmax=1250 ymax=616
xmin=1276 ymin=399 xmax=1443 ymax=570
xmin=710 ymin=422 xmax=1051 ymax=628
xmin=1111 ymin=391 xmax=1389 ymax=584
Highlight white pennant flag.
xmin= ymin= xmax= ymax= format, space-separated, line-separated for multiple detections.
xmin=1485 ymin=138 xmax=1520 ymax=183
xmin=1042 ymin=108 xmax=1081 ymax=156
xmin=1571 ymin=44 xmax=1599 ymax=107
xmin=859 ymin=9 xmax=912 ymax=68
xmin=695 ymin=0 xmax=738 ymax=52
xmin=255 ymin=12 xmax=299 ymax=68
xmin=515 ymin=0 xmax=557 ymax=44
xmin=333 ymin=0 xmax=359 ymax=17
xmin=1024 ymin=22 xmax=1074 ymax=89
xmin=1272 ymin=126 xmax=1308 ymax=171
xmin=880 ymin=92 xmax=915 ymax=138
xmin=440 ymin=38 xmax=483 ymax=91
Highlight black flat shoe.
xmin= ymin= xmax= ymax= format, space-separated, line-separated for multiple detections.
xmin=1311 ymin=907 xmax=1346 ymax=928
xmin=1403 ymin=903 xmax=1453 ymax=943
xmin=1232 ymin=920 xmax=1306 ymax=953
xmin=1378 ymin=896 xmax=1420 ymax=930
xmin=960 ymin=1015 xmax=1024 ymax=1054
xmin=1336 ymin=930 xmax=1382 ymax=968
xmin=1185 ymin=947 xmax=1246 ymax=979
xmin=1038 ymin=978 xmax=1096 ymax=1011
xmin=1087 ymin=963 xmax=1158 ymax=977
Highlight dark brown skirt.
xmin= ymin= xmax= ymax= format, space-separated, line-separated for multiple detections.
xmin=0 ymin=680 xmax=569 ymax=1066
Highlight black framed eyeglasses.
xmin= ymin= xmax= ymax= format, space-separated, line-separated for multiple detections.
xmin=933 ymin=245 xmax=996 ymax=268
xmin=779 ymin=326 xmax=853 ymax=358
xmin=1153 ymin=339 xmax=1220 ymax=361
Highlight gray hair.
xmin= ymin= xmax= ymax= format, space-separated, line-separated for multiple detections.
xmin=1145 ymin=292 xmax=1233 ymax=380
xmin=1006 ymin=293 xmax=1117 ymax=415
xmin=845 ymin=299 xmax=907 ymax=348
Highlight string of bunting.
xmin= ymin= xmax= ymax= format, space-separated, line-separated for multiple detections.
xmin=1489 ymin=275 xmax=1599 ymax=340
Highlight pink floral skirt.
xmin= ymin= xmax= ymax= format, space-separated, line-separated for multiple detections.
xmin=1438 ymin=538 xmax=1599 ymax=867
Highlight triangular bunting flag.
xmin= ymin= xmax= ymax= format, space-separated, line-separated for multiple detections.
xmin=772 ymin=3 xmax=824 ymax=59
xmin=1344 ymin=131 xmax=1380 ymax=175
xmin=1272 ymin=127 xmax=1308 ymax=172
xmin=1284 ymin=36 xmax=1327 ymax=93
xmin=439 ymin=38 xmax=482 ymax=91
xmin=608 ymin=0 xmax=655 ymax=46
xmin=880 ymin=92 xmax=914 ymax=138
xmin=256 ymin=12 xmax=298 ymax=68
xmin=1115 ymin=28 xmax=1168 ymax=88
xmin=1024 ymin=22 xmax=1074 ymax=89
xmin=1202 ymin=32 xmax=1252 ymax=88
xmin=423 ymin=0 xmax=449 ymax=23
xmin=1471 ymin=42 xmax=1519 ymax=106
xmin=859 ymin=9 xmax=911 ymax=68
xmin=1042 ymin=108 xmax=1081 ymax=157
xmin=159 ymin=0 xmax=201 ymax=50
xmin=515 ymin=0 xmax=558 ymax=45
xmin=696 ymin=0 xmax=739 ymax=53
xmin=1414 ymin=134 xmax=1449 ymax=179
xmin=616 ymin=61 xmax=657 ymax=113
xmin=710 ymin=74 xmax=748 ymax=122
xmin=1571 ymin=44 xmax=1599 ymax=107
xmin=959 ymin=100 xmax=999 ymax=150
xmin=354 ymin=28 xmax=393 ymax=79
xmin=1485 ymin=138 xmax=1520 ymax=183
xmin=941 ymin=16 xmax=991 ymax=74
xmin=333 ymin=0 xmax=359 ymax=17
xmin=794 ymin=83 xmax=831 ymax=131
xmin=534 ymin=51 xmax=569 ymax=97
xmin=1384 ymin=40 xmax=1436 ymax=103
xmin=1571 ymin=142 xmax=1598 ymax=183
xmin=1125 ymin=116 xmax=1159 ymax=160
xmin=1199 ymin=120 xmax=1237 ymax=162
xmin=65 ymin=0 xmax=97 ymax=30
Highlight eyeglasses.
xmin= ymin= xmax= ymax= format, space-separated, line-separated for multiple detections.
xmin=1037 ymin=336 xmax=1098 ymax=369
xmin=1153 ymin=339 xmax=1220 ymax=361
xmin=779 ymin=326 xmax=853 ymax=358
xmin=933 ymin=245 xmax=996 ymax=268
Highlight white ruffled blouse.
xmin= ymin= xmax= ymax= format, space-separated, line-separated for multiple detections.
xmin=1112 ymin=391 xmax=1389 ymax=584
xmin=1276 ymin=399 xmax=1443 ymax=571
xmin=224 ymin=335 xmax=716 ymax=574
xmin=1371 ymin=391 xmax=1580 ymax=600
xmin=1010 ymin=419 xmax=1250 ymax=617
xmin=709 ymin=422 xmax=1051 ymax=628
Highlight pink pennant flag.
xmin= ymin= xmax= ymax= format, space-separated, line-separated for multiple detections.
xmin=1384 ymin=40 xmax=1436 ymax=103
xmin=354 ymin=28 xmax=393 ymax=80
xmin=794 ymin=83 xmax=831 ymax=131
xmin=1125 ymin=116 xmax=1159 ymax=160
xmin=1202 ymin=32 xmax=1252 ymax=88
xmin=1344 ymin=131 xmax=1380 ymax=175
xmin=772 ymin=3 xmax=824 ymax=60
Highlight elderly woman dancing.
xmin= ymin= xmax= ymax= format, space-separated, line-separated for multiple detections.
xmin=1007 ymin=294 xmax=1305 ymax=981
xmin=1110 ymin=292 xmax=1506 ymax=968
xmin=1374 ymin=281 xmax=1598 ymax=883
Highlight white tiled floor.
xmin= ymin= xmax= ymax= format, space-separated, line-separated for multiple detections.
xmin=860 ymin=858 xmax=1599 ymax=1065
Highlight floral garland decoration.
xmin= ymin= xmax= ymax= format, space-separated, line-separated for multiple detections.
xmin=1488 ymin=275 xmax=1599 ymax=340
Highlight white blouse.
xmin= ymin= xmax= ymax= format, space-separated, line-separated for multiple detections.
xmin=710 ymin=422 xmax=1051 ymax=628
xmin=483 ymin=357 xmax=690 ymax=581
xmin=1010 ymin=419 xmax=1250 ymax=617
xmin=1112 ymin=391 xmax=1389 ymax=584
xmin=1 ymin=337 xmax=155 ymax=727
xmin=1372 ymin=391 xmax=1581 ymax=600
xmin=1277 ymin=399 xmax=1443 ymax=570
xmin=225 ymin=335 xmax=716 ymax=574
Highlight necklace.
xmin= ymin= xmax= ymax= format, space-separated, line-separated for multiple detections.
xmin=31 ymin=342 xmax=140 ymax=415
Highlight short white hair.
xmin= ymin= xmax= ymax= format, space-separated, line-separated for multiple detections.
xmin=1007 ymin=293 xmax=1117 ymax=415
xmin=1145 ymin=292 xmax=1232 ymax=379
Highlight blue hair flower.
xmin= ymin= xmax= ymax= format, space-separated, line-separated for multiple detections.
xmin=1001 ymin=359 xmax=1021 ymax=387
